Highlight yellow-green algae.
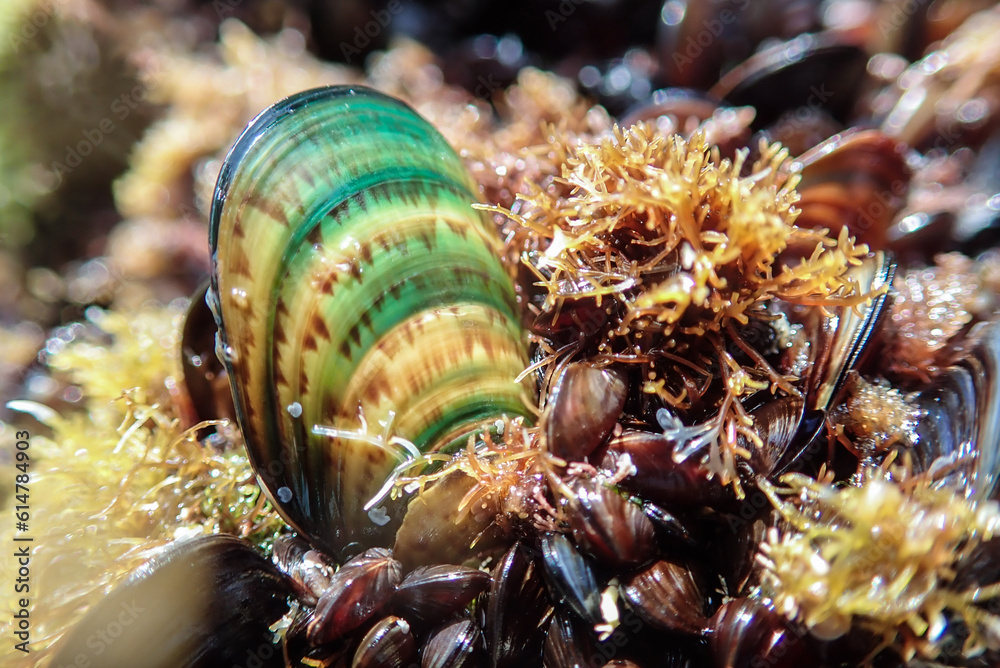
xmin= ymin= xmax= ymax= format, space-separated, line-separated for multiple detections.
xmin=760 ymin=473 xmax=1000 ymax=661
xmin=0 ymin=302 xmax=283 ymax=665
xmin=491 ymin=126 xmax=882 ymax=494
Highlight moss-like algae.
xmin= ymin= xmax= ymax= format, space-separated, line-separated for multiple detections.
xmin=0 ymin=303 xmax=283 ymax=665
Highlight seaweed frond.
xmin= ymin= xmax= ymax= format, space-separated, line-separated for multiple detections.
xmin=496 ymin=125 xmax=882 ymax=491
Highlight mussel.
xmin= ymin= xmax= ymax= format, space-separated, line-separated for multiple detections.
xmin=792 ymin=130 xmax=912 ymax=252
xmin=709 ymin=31 xmax=868 ymax=131
xmin=48 ymin=536 xmax=293 ymax=668
xmin=209 ymin=85 xmax=534 ymax=559
xmin=908 ymin=319 xmax=1000 ymax=499
xmin=708 ymin=597 xmax=817 ymax=668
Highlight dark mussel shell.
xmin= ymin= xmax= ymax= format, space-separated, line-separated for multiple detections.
xmin=541 ymin=361 xmax=628 ymax=462
xmin=621 ymin=558 xmax=709 ymax=636
xmin=351 ymin=616 xmax=418 ymax=668
xmin=308 ymin=548 xmax=403 ymax=645
xmin=602 ymin=429 xmax=738 ymax=511
xmin=595 ymin=617 xmax=712 ymax=668
xmin=792 ymin=129 xmax=912 ymax=252
xmin=619 ymin=88 xmax=754 ymax=158
xmin=619 ymin=88 xmax=721 ymax=129
xmin=778 ymin=252 xmax=895 ymax=414
xmin=764 ymin=104 xmax=842 ymax=158
xmin=641 ymin=501 xmax=696 ymax=550
xmin=910 ymin=319 xmax=1000 ymax=499
xmin=657 ymin=0 xmax=746 ymax=90
xmin=763 ymin=254 xmax=894 ymax=478
xmin=49 ymin=535 xmax=293 ymax=668
xmin=566 ymin=477 xmax=657 ymax=569
xmin=656 ymin=0 xmax=823 ymax=91
xmin=486 ymin=542 xmax=554 ymax=668
xmin=422 ymin=618 xmax=485 ymax=668
xmin=712 ymin=514 xmax=768 ymax=598
xmin=539 ymin=531 xmax=604 ymax=625
xmin=708 ymin=597 xmax=816 ymax=668
xmin=179 ymin=281 xmax=236 ymax=427
xmin=709 ymin=32 xmax=868 ymax=131
xmin=390 ymin=564 xmax=491 ymax=624
xmin=543 ymin=610 xmax=599 ymax=668
xmin=743 ymin=394 xmax=807 ymax=479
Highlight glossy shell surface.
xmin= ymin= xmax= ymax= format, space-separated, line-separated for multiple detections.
xmin=209 ymin=86 xmax=532 ymax=557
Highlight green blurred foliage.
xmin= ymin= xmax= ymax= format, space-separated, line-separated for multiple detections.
xmin=0 ymin=0 xmax=155 ymax=258
xmin=0 ymin=0 xmax=46 ymax=249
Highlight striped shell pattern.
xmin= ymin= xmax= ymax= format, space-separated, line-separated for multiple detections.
xmin=209 ymin=86 xmax=533 ymax=558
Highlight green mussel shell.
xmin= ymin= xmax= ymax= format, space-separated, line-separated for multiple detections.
xmin=209 ymin=86 xmax=532 ymax=557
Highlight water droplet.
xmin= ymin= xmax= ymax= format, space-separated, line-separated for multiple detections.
xmin=656 ymin=407 xmax=682 ymax=431
xmin=496 ymin=34 xmax=523 ymax=67
xmin=606 ymin=64 xmax=631 ymax=94
xmin=229 ymin=286 xmax=249 ymax=307
xmin=368 ymin=506 xmax=391 ymax=526
xmin=206 ymin=287 xmax=221 ymax=319
xmin=660 ymin=0 xmax=684 ymax=26
xmin=220 ymin=344 xmax=238 ymax=363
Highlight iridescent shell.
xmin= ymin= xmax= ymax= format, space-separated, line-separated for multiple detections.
xmin=209 ymin=86 xmax=532 ymax=558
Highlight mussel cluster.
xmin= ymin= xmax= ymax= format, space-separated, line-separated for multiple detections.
xmin=49 ymin=5 xmax=1000 ymax=668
